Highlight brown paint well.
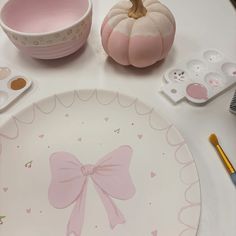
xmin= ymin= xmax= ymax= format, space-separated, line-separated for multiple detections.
xmin=10 ymin=78 xmax=27 ymax=90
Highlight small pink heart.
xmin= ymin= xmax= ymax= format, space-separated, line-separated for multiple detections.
xmin=38 ymin=134 xmax=44 ymax=138
xmin=152 ymin=230 xmax=158 ymax=236
xmin=138 ymin=134 xmax=143 ymax=139
xmin=104 ymin=117 xmax=109 ymax=122
xmin=26 ymin=208 xmax=31 ymax=214
xmin=150 ymin=172 xmax=156 ymax=178
xmin=3 ymin=187 xmax=8 ymax=192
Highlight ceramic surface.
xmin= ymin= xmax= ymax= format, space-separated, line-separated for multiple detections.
xmin=0 ymin=0 xmax=92 ymax=59
xmin=0 ymin=90 xmax=201 ymax=236
xmin=101 ymin=0 xmax=176 ymax=68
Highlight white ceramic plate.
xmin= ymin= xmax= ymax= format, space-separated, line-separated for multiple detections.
xmin=0 ymin=90 xmax=201 ymax=236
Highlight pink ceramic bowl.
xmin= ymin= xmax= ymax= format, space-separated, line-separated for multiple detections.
xmin=0 ymin=0 xmax=92 ymax=59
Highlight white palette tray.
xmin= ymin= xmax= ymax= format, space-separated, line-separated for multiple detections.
xmin=0 ymin=61 xmax=32 ymax=112
xmin=162 ymin=50 xmax=236 ymax=105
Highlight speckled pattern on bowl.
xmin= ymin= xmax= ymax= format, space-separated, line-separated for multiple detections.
xmin=0 ymin=0 xmax=92 ymax=59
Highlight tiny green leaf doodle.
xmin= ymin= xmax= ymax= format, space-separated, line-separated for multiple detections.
xmin=114 ymin=128 xmax=120 ymax=134
xmin=0 ymin=216 xmax=6 ymax=224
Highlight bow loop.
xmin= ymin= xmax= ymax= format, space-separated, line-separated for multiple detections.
xmin=48 ymin=152 xmax=86 ymax=209
xmin=48 ymin=146 xmax=136 ymax=236
xmin=93 ymin=145 xmax=136 ymax=199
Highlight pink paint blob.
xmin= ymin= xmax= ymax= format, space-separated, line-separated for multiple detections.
xmin=186 ymin=83 xmax=208 ymax=100
xmin=150 ymin=172 xmax=156 ymax=178
xmin=152 ymin=230 xmax=158 ymax=236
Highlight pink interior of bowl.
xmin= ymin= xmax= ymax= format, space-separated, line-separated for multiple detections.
xmin=1 ymin=0 xmax=90 ymax=34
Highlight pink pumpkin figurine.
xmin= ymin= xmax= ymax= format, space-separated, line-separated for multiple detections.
xmin=101 ymin=0 xmax=176 ymax=68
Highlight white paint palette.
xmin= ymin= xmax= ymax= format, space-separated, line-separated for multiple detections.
xmin=0 ymin=63 xmax=32 ymax=112
xmin=162 ymin=50 xmax=236 ymax=105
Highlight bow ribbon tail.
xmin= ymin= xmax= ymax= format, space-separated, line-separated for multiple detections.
xmin=67 ymin=179 xmax=88 ymax=236
xmin=93 ymin=181 xmax=125 ymax=229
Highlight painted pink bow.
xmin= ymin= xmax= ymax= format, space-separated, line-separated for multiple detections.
xmin=48 ymin=145 xmax=136 ymax=236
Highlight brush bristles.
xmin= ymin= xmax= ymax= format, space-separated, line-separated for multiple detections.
xmin=209 ymin=133 xmax=219 ymax=146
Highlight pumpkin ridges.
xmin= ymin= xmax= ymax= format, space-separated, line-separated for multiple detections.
xmin=105 ymin=1 xmax=175 ymax=36
xmin=101 ymin=16 xmax=111 ymax=53
xmin=109 ymin=9 xmax=128 ymax=17
xmin=128 ymin=16 xmax=162 ymax=66
xmin=144 ymin=0 xmax=160 ymax=8
xmin=147 ymin=11 xmax=175 ymax=36
xmin=105 ymin=16 xmax=134 ymax=37
xmin=101 ymin=17 xmax=127 ymax=54
xmin=145 ymin=2 xmax=160 ymax=9
xmin=128 ymin=17 xmax=159 ymax=37
xmin=147 ymin=12 xmax=175 ymax=59
xmin=107 ymin=30 xmax=131 ymax=65
xmin=101 ymin=0 xmax=176 ymax=67
xmin=129 ymin=35 xmax=163 ymax=67
xmin=127 ymin=20 xmax=136 ymax=65
xmin=101 ymin=15 xmax=109 ymax=33
xmin=108 ymin=5 xmax=129 ymax=17
xmin=107 ymin=12 xmax=128 ymax=24
xmin=107 ymin=18 xmax=135 ymax=65
xmin=104 ymin=17 xmax=132 ymax=55
xmin=146 ymin=3 xmax=175 ymax=25
xmin=145 ymin=1 xmax=160 ymax=8
xmin=101 ymin=27 xmax=112 ymax=54
xmin=106 ymin=15 xmax=129 ymax=32
xmin=146 ymin=14 xmax=164 ymax=58
xmin=108 ymin=4 xmax=128 ymax=21
xmin=107 ymin=1 xmax=130 ymax=20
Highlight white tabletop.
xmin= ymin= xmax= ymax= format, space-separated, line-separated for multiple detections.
xmin=0 ymin=0 xmax=236 ymax=235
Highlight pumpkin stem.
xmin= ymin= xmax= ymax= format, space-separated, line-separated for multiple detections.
xmin=128 ymin=0 xmax=147 ymax=19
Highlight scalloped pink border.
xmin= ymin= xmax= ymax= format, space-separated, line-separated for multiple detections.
xmin=0 ymin=89 xmax=201 ymax=235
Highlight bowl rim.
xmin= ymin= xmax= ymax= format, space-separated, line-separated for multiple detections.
xmin=0 ymin=0 xmax=92 ymax=37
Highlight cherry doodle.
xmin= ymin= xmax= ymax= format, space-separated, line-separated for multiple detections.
xmin=25 ymin=160 xmax=33 ymax=168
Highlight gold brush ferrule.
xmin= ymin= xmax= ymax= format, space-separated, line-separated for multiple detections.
xmin=216 ymin=145 xmax=235 ymax=174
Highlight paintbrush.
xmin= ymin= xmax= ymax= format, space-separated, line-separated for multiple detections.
xmin=209 ymin=133 xmax=236 ymax=186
